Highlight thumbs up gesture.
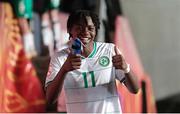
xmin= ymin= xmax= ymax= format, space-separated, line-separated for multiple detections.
xmin=112 ymin=46 xmax=130 ymax=73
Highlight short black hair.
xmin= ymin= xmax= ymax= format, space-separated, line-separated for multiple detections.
xmin=67 ymin=10 xmax=100 ymax=34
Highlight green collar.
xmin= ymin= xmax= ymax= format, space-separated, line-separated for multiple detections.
xmin=88 ymin=42 xmax=97 ymax=58
xmin=81 ymin=42 xmax=97 ymax=59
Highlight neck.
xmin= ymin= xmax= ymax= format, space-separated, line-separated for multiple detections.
xmin=81 ymin=42 xmax=94 ymax=57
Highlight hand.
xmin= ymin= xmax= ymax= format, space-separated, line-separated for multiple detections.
xmin=112 ymin=46 xmax=128 ymax=71
xmin=62 ymin=53 xmax=81 ymax=73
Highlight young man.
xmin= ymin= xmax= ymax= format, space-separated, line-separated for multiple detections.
xmin=45 ymin=10 xmax=139 ymax=113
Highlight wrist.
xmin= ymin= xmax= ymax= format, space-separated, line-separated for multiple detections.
xmin=124 ymin=64 xmax=130 ymax=73
xmin=61 ymin=64 xmax=69 ymax=74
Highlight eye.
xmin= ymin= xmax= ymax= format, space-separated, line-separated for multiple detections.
xmin=88 ymin=26 xmax=95 ymax=31
xmin=74 ymin=26 xmax=82 ymax=32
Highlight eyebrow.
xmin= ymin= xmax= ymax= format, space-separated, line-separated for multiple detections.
xmin=75 ymin=24 xmax=95 ymax=27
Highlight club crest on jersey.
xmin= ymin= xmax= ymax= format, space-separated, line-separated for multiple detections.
xmin=99 ymin=56 xmax=109 ymax=67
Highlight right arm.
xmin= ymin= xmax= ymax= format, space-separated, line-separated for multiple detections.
xmin=45 ymin=53 xmax=81 ymax=105
xmin=45 ymin=63 xmax=68 ymax=105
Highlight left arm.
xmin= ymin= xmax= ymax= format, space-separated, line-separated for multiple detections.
xmin=112 ymin=46 xmax=139 ymax=94
xmin=124 ymin=70 xmax=139 ymax=94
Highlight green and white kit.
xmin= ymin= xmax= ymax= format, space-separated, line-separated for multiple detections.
xmin=45 ymin=42 xmax=126 ymax=113
xmin=49 ymin=0 xmax=60 ymax=9
xmin=13 ymin=0 xmax=33 ymax=19
xmin=44 ymin=0 xmax=61 ymax=11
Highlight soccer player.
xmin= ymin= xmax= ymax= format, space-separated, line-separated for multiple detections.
xmin=45 ymin=10 xmax=139 ymax=113
xmin=12 ymin=0 xmax=37 ymax=58
xmin=39 ymin=0 xmax=61 ymax=56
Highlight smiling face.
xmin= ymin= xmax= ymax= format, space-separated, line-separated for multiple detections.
xmin=69 ymin=16 xmax=96 ymax=47
xmin=67 ymin=10 xmax=100 ymax=57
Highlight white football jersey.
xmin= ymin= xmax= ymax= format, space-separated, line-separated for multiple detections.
xmin=45 ymin=42 xmax=125 ymax=113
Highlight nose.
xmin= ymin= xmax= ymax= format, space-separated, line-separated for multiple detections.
xmin=81 ymin=26 xmax=88 ymax=32
xmin=80 ymin=27 xmax=89 ymax=35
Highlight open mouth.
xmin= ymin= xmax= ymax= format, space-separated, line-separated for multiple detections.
xmin=79 ymin=37 xmax=91 ymax=44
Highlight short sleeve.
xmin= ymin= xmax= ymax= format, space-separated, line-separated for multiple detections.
xmin=115 ymin=69 xmax=126 ymax=83
xmin=45 ymin=51 xmax=67 ymax=88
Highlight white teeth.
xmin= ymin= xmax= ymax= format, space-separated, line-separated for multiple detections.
xmin=80 ymin=38 xmax=89 ymax=42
